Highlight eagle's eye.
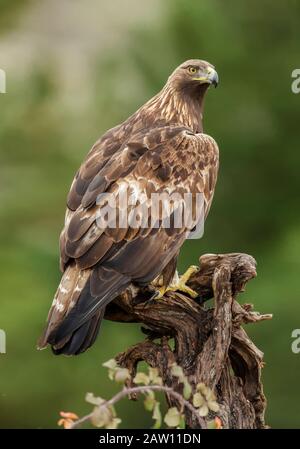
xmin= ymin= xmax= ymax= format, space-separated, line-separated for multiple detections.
xmin=188 ymin=66 xmax=197 ymax=75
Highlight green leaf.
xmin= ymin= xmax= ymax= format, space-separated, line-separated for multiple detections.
xmin=193 ymin=392 xmax=204 ymax=408
xmin=164 ymin=407 xmax=181 ymax=428
xmin=133 ymin=372 xmax=150 ymax=385
xmin=91 ymin=405 xmax=111 ymax=428
xmin=148 ymin=367 xmax=163 ymax=385
xmin=144 ymin=392 xmax=156 ymax=412
xmin=199 ymin=404 xmax=209 ymax=417
xmin=102 ymin=359 xmax=117 ymax=370
xmin=105 ymin=417 xmax=122 ymax=429
xmin=196 ymin=382 xmax=209 ymax=397
xmin=103 ymin=359 xmax=119 ymax=382
xmin=179 ymin=415 xmax=186 ymax=429
xmin=208 ymin=400 xmax=219 ymax=413
xmin=206 ymin=389 xmax=217 ymax=402
xmin=114 ymin=367 xmax=130 ymax=383
xmin=183 ymin=380 xmax=192 ymax=400
xmin=152 ymin=402 xmax=162 ymax=429
xmin=85 ymin=392 xmax=105 ymax=406
xmin=171 ymin=363 xmax=185 ymax=381
xmin=108 ymin=369 xmax=115 ymax=381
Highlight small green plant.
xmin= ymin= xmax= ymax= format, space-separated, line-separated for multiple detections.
xmin=58 ymin=358 xmax=221 ymax=429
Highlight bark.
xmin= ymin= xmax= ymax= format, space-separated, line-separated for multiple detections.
xmin=105 ymin=253 xmax=271 ymax=429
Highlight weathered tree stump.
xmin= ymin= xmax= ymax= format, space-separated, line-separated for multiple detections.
xmin=105 ymin=253 xmax=272 ymax=429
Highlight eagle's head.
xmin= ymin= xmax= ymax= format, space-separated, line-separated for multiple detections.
xmin=168 ymin=59 xmax=219 ymax=93
xmin=141 ymin=59 xmax=219 ymax=132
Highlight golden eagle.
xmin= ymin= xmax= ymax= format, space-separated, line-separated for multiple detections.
xmin=38 ymin=60 xmax=219 ymax=355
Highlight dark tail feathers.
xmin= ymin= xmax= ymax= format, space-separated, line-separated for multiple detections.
xmin=39 ymin=264 xmax=131 ymax=356
xmin=51 ymin=308 xmax=105 ymax=356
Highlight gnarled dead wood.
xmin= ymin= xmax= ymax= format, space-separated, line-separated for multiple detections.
xmin=105 ymin=253 xmax=272 ymax=429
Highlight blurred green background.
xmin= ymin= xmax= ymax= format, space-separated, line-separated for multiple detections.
xmin=0 ymin=0 xmax=300 ymax=428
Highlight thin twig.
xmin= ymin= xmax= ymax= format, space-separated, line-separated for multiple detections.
xmin=70 ymin=384 xmax=206 ymax=429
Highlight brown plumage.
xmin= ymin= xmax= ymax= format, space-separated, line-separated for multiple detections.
xmin=38 ymin=59 xmax=219 ymax=355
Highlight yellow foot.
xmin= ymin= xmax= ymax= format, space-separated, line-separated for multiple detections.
xmin=154 ymin=265 xmax=199 ymax=299
xmin=180 ymin=265 xmax=199 ymax=285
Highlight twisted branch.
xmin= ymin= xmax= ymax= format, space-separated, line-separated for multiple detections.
xmin=105 ymin=253 xmax=271 ymax=429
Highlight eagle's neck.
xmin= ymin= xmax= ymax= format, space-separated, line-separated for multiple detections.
xmin=140 ymin=83 xmax=208 ymax=133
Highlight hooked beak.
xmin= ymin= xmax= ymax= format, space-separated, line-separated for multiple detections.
xmin=207 ymin=67 xmax=219 ymax=87
xmin=193 ymin=67 xmax=219 ymax=88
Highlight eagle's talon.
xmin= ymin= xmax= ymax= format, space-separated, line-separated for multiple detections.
xmin=151 ymin=285 xmax=175 ymax=300
xmin=149 ymin=287 xmax=166 ymax=301
xmin=153 ymin=266 xmax=199 ymax=299
xmin=153 ymin=286 xmax=168 ymax=300
xmin=168 ymin=265 xmax=199 ymax=298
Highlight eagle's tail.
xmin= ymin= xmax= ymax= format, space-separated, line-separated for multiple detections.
xmin=51 ymin=308 xmax=104 ymax=356
xmin=38 ymin=263 xmax=130 ymax=355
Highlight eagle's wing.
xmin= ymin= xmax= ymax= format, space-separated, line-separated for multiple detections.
xmin=39 ymin=126 xmax=219 ymax=354
xmin=59 ymin=125 xmax=125 ymax=271
xmin=66 ymin=125 xmax=124 ymax=212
